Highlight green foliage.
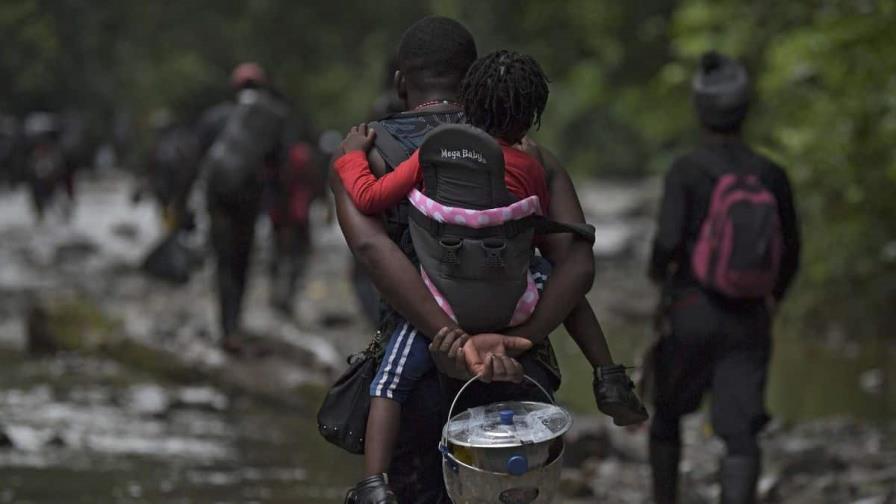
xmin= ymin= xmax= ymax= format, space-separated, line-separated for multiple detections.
xmin=0 ymin=0 xmax=892 ymax=338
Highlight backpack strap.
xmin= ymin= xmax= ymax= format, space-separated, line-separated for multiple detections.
xmin=692 ymin=147 xmax=729 ymax=181
xmin=369 ymin=121 xmax=412 ymax=171
xmin=693 ymin=143 xmax=763 ymax=180
xmin=531 ymin=216 xmax=596 ymax=244
xmin=526 ymin=143 xmax=596 ymax=243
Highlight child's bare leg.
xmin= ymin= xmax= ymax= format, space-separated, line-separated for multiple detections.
xmin=364 ymin=397 xmax=401 ymax=476
xmin=563 ymin=297 xmax=615 ymax=367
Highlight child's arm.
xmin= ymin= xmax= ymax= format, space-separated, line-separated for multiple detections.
xmin=333 ymin=124 xmax=422 ymax=215
xmin=563 ymin=298 xmax=615 ymax=368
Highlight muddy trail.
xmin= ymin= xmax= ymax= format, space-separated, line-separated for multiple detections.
xmin=0 ymin=174 xmax=893 ymax=503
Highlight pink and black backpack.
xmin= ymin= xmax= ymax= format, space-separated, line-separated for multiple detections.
xmin=691 ymin=152 xmax=783 ymax=299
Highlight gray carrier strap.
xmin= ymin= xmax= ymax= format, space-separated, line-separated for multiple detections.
xmin=410 ymin=206 xmax=595 ymax=244
xmin=369 ymin=121 xmax=412 ymax=171
xmin=531 ymin=216 xmax=596 ymax=244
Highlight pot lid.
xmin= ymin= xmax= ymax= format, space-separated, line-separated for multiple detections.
xmin=444 ymin=401 xmax=571 ymax=448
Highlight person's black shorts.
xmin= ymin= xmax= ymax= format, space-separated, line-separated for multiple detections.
xmin=652 ymin=289 xmax=771 ymax=441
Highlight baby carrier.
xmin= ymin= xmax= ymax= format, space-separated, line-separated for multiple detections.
xmin=408 ymin=124 xmax=594 ymax=333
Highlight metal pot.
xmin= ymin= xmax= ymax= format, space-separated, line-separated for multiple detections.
xmin=440 ymin=375 xmax=572 ymax=503
xmin=442 ymin=439 xmax=564 ymax=504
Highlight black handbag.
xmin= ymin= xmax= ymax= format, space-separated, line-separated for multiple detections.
xmin=317 ymin=349 xmax=376 ymax=454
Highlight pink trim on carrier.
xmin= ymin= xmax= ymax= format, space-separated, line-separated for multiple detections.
xmin=408 ymin=189 xmax=543 ymax=327
xmin=408 ymin=189 xmax=543 ymax=227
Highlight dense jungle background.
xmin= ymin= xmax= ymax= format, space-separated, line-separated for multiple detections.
xmin=2 ymin=0 xmax=893 ymax=342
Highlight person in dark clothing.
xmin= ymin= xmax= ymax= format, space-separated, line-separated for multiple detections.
xmin=23 ymin=112 xmax=70 ymax=222
xmin=267 ymin=137 xmax=323 ymax=315
xmin=201 ymin=62 xmax=289 ymax=353
xmin=647 ymin=51 xmax=800 ymax=504
xmin=142 ymin=109 xmax=201 ymax=232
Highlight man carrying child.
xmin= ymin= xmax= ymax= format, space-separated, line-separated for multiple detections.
xmin=330 ymin=16 xmax=647 ymax=503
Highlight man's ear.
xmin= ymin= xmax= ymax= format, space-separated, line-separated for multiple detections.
xmin=394 ymin=70 xmax=407 ymax=103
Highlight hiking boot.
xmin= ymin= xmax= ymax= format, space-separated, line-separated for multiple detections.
xmin=344 ymin=474 xmax=398 ymax=504
xmin=594 ymin=365 xmax=649 ymax=426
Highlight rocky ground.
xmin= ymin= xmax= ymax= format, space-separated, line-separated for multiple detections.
xmin=559 ymin=414 xmax=896 ymax=504
xmin=0 ymin=173 xmax=892 ymax=503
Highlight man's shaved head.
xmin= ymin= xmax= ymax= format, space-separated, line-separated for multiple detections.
xmin=397 ymin=16 xmax=477 ymax=91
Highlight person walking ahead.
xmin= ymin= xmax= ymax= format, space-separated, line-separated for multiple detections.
xmin=201 ymin=63 xmax=289 ymax=352
xmin=647 ymin=51 xmax=800 ymax=504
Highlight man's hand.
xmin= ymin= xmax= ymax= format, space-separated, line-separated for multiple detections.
xmin=479 ymin=354 xmax=525 ymax=383
xmin=429 ymin=327 xmax=471 ymax=380
xmin=340 ymin=123 xmax=376 ymax=154
xmin=462 ymin=333 xmax=533 ymax=382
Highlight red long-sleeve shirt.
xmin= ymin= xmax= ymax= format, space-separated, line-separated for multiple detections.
xmin=334 ymin=146 xmax=550 ymax=215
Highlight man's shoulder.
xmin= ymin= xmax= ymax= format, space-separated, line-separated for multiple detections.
xmin=665 ymin=148 xmax=705 ymax=178
xmin=733 ymin=143 xmax=790 ymax=183
xmin=529 ymin=144 xmax=561 ymax=181
xmin=366 ymin=148 xmax=388 ymax=178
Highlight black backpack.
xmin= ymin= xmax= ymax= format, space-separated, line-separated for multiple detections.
xmin=202 ymin=88 xmax=288 ymax=200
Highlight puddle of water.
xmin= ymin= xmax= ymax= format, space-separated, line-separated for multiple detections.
xmin=0 ymin=353 xmax=359 ymax=503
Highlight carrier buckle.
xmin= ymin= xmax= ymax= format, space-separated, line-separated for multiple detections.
xmin=440 ymin=238 xmax=463 ymax=265
xmin=483 ymin=239 xmax=506 ymax=267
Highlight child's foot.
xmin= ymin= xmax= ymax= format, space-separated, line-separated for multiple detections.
xmin=344 ymin=474 xmax=398 ymax=504
xmin=593 ymin=365 xmax=649 ymax=426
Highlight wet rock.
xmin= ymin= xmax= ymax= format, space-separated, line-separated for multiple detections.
xmin=777 ymin=445 xmax=848 ymax=475
xmin=851 ymin=496 xmax=888 ymax=504
xmin=0 ymin=427 xmax=12 ymax=448
xmin=559 ymin=468 xmax=594 ymax=497
xmin=46 ymin=433 xmax=66 ymax=447
xmin=859 ymin=368 xmax=884 ymax=395
xmin=0 ymin=317 xmax=26 ymax=351
xmin=578 ymin=180 xmax=655 ymax=220
xmin=577 ymin=179 xmax=659 ymax=261
xmin=110 ymin=222 xmax=140 ymax=242
xmin=26 ymin=299 xmax=57 ymax=355
xmin=174 ymin=386 xmax=229 ymax=412
xmin=124 ymin=384 xmax=170 ymax=417
xmin=592 ymin=222 xmax=637 ymax=259
xmin=3 ymin=425 xmax=58 ymax=452
xmin=563 ymin=420 xmax=611 ymax=467
xmin=53 ymin=238 xmax=98 ymax=265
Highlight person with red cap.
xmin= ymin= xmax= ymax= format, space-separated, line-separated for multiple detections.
xmin=197 ymin=61 xmax=290 ymax=353
xmin=230 ymin=62 xmax=267 ymax=89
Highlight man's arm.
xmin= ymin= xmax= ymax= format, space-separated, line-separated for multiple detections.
xmin=330 ymin=157 xmax=457 ymax=340
xmin=648 ymin=161 xmax=687 ymax=283
xmin=504 ymin=145 xmax=596 ymax=344
xmin=772 ymin=166 xmax=800 ymax=302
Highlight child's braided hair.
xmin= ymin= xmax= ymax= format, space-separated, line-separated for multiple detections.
xmin=460 ymin=50 xmax=550 ymax=144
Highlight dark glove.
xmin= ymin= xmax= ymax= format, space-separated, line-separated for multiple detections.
xmin=344 ymin=474 xmax=398 ymax=504
xmin=594 ymin=364 xmax=649 ymax=426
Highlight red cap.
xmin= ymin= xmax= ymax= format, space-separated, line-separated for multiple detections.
xmin=231 ymin=62 xmax=267 ymax=89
